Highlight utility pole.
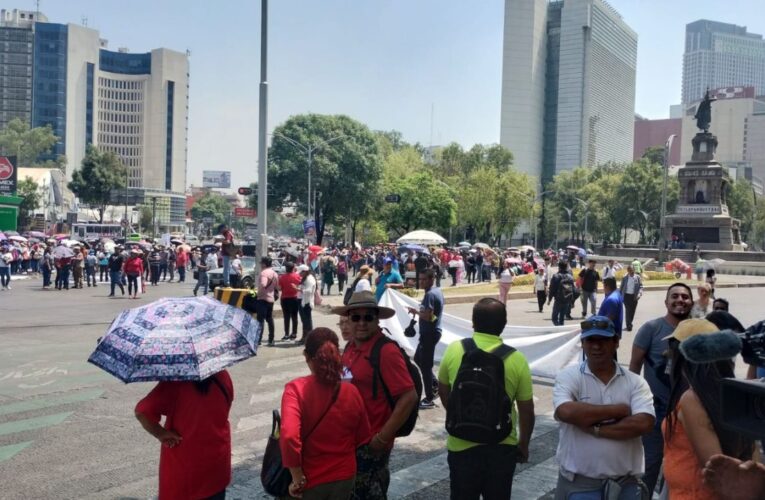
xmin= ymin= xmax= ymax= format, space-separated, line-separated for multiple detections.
xmin=256 ymin=0 xmax=269 ymax=268
xmin=151 ymin=196 xmax=158 ymax=239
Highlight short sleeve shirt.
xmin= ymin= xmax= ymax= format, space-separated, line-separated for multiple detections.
xmin=597 ymin=290 xmax=624 ymax=337
xmin=375 ymin=270 xmax=403 ymax=303
xmin=633 ymin=317 xmax=674 ymax=409
xmin=438 ymin=332 xmax=533 ymax=451
xmin=341 ymin=332 xmax=415 ymax=440
xmin=553 ymin=362 xmax=655 ymax=479
xmin=420 ymin=286 xmax=444 ymax=335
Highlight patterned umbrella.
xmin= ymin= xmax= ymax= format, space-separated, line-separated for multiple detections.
xmin=52 ymin=245 xmax=75 ymax=259
xmin=87 ymin=296 xmax=260 ymax=383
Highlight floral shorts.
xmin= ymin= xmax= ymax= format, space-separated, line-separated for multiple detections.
xmin=352 ymin=444 xmax=391 ymax=500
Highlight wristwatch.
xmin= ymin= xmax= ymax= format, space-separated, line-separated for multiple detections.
xmin=592 ymin=423 xmax=601 ymax=438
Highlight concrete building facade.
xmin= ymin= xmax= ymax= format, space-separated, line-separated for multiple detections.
xmin=500 ymin=0 xmax=637 ymax=183
xmin=633 ymin=117 xmax=682 ymax=164
xmin=682 ymin=20 xmax=765 ymax=104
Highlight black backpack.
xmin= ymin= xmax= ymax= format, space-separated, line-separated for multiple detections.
xmin=557 ymin=273 xmax=575 ymax=303
xmin=368 ymin=333 xmax=423 ymax=437
xmin=445 ymin=338 xmax=516 ymax=444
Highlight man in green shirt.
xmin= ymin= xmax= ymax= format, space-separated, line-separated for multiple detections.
xmin=438 ymin=298 xmax=536 ymax=499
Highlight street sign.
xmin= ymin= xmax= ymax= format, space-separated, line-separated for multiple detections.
xmin=384 ymin=194 xmax=401 ymax=203
xmin=237 ymin=187 xmax=253 ymax=196
xmin=234 ymin=207 xmax=257 ymax=217
xmin=0 ymin=156 xmax=18 ymax=195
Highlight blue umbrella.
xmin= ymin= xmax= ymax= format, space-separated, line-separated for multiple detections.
xmin=88 ymin=296 xmax=260 ymax=383
xmin=578 ymin=247 xmax=587 ymax=258
xmin=399 ymin=244 xmax=430 ymax=254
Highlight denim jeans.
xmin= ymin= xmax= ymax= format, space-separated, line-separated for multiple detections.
xmin=580 ymin=290 xmax=597 ymax=316
xmin=194 ymin=271 xmax=209 ymax=295
xmin=552 ymin=299 xmax=568 ymax=325
xmin=299 ymin=303 xmax=313 ymax=336
xmin=110 ymin=270 xmax=124 ymax=295
xmin=414 ymin=330 xmax=441 ymax=400
xmin=42 ymin=266 xmax=52 ymax=287
xmin=222 ymin=255 xmax=231 ymax=286
xmin=0 ymin=266 xmax=9 ymax=287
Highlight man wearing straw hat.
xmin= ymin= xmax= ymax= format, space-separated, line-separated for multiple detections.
xmin=333 ymin=291 xmax=417 ymax=499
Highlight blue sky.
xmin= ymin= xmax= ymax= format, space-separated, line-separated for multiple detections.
xmin=9 ymin=0 xmax=765 ymax=190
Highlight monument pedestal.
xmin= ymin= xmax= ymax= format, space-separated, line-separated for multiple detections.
xmin=664 ymin=132 xmax=742 ymax=251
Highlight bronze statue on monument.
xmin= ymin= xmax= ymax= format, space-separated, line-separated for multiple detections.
xmin=694 ymin=90 xmax=717 ymax=132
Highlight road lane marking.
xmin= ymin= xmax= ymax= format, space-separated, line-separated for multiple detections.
xmin=0 ymin=411 xmax=73 ymax=436
xmin=0 ymin=441 xmax=33 ymax=462
xmin=248 ymin=389 xmax=283 ymax=406
xmin=257 ymin=371 xmax=306 ymax=385
xmin=235 ymin=411 xmax=273 ymax=433
xmin=0 ymin=389 xmax=104 ymax=416
xmin=266 ymin=355 xmax=307 ymax=369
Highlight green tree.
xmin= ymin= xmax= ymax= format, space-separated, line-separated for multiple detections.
xmin=727 ymin=178 xmax=757 ymax=241
xmin=750 ymin=197 xmax=765 ymax=250
xmin=191 ymin=193 xmax=232 ymax=226
xmin=268 ymin=114 xmax=383 ymax=244
xmin=16 ymin=177 xmax=40 ymax=228
xmin=138 ymin=205 xmax=153 ymax=232
xmin=384 ymin=171 xmax=456 ymax=235
xmin=0 ymin=118 xmax=59 ymax=167
xmin=641 ymin=145 xmax=665 ymax=165
xmin=68 ymin=145 xmax=126 ymax=223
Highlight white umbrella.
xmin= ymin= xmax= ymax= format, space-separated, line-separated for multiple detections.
xmin=8 ymin=235 xmax=27 ymax=243
xmin=473 ymin=242 xmax=491 ymax=250
xmin=396 ymin=230 xmax=447 ymax=245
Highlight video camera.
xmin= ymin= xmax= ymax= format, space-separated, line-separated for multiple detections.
xmin=724 ymin=321 xmax=765 ymax=440
xmin=680 ymin=322 xmax=765 ymax=439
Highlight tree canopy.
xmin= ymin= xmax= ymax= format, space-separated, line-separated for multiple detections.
xmin=268 ymin=114 xmax=382 ymax=244
xmin=191 ymin=193 xmax=232 ymax=226
xmin=68 ymin=145 xmax=126 ymax=223
xmin=16 ymin=177 xmax=41 ymax=228
xmin=0 ymin=118 xmax=63 ymax=168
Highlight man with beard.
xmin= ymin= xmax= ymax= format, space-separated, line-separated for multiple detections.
xmin=628 ymin=283 xmax=693 ymax=497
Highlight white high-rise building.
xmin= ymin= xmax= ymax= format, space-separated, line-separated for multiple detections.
xmin=31 ymin=21 xmax=189 ymax=230
xmin=500 ymin=0 xmax=637 ymax=182
xmin=682 ymin=20 xmax=765 ymax=105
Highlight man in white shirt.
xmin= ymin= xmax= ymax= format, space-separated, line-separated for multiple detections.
xmin=602 ymin=259 xmax=618 ymax=280
xmin=553 ymin=316 xmax=655 ymax=499
xmin=619 ymin=265 xmax=643 ymax=331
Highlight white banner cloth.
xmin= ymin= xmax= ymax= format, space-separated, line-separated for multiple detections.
xmin=378 ymin=289 xmax=582 ymax=380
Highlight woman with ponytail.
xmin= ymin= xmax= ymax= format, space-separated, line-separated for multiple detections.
xmin=280 ymin=328 xmax=371 ymax=499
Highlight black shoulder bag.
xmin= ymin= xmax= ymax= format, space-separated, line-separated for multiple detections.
xmin=261 ymin=386 xmax=340 ymax=496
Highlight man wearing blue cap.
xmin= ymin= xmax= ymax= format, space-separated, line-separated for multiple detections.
xmin=552 ymin=315 xmax=655 ymax=499
xmin=374 ymin=257 xmax=403 ymax=303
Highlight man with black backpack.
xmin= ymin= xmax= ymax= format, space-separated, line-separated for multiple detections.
xmin=438 ymin=298 xmax=535 ymax=499
xmin=548 ymin=261 xmax=575 ymax=326
xmin=334 ymin=291 xmax=419 ymax=499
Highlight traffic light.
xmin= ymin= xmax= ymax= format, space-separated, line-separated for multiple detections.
xmin=238 ymin=187 xmax=253 ymax=196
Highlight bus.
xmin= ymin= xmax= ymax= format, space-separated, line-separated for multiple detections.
xmin=71 ymin=223 xmax=123 ymax=240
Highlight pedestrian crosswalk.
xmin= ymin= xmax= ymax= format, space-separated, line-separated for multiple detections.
xmin=228 ymin=350 xmax=564 ymax=499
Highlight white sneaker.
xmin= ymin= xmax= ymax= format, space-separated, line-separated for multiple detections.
xmin=6 ymin=285 xmax=10 ymax=290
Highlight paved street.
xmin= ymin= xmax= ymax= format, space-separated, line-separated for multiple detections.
xmin=0 ymin=275 xmax=762 ymax=499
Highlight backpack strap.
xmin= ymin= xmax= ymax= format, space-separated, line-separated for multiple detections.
xmin=369 ymin=335 xmax=389 ymax=403
xmin=460 ymin=337 xmax=478 ymax=353
xmin=491 ymin=343 xmax=516 ymax=360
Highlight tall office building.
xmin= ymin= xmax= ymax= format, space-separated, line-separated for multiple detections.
xmin=0 ymin=9 xmax=47 ymax=131
xmin=500 ymin=0 xmax=637 ymax=182
xmin=682 ymin=20 xmax=765 ymax=105
xmin=25 ymin=20 xmax=190 ymax=230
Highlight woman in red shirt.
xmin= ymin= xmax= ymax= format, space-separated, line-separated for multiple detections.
xmin=278 ymin=262 xmax=303 ymax=341
xmin=135 ymin=370 xmax=234 ymax=500
xmin=124 ymin=250 xmax=144 ymax=299
xmin=280 ymin=328 xmax=371 ymax=499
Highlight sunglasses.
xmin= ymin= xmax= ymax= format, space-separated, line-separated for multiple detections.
xmin=350 ymin=314 xmax=378 ymax=323
xmin=581 ymin=320 xmax=613 ymax=331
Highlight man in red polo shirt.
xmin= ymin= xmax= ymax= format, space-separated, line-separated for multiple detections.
xmin=334 ymin=291 xmax=418 ymax=499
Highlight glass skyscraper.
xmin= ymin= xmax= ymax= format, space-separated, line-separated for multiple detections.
xmin=682 ymin=20 xmax=765 ymax=105
xmin=500 ymin=0 xmax=637 ymax=183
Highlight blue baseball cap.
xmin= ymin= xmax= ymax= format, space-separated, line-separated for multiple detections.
xmin=580 ymin=315 xmax=616 ymax=339
xmin=383 ymin=257 xmax=393 ymax=265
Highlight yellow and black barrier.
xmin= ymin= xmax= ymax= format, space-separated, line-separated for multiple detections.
xmin=213 ymin=288 xmax=255 ymax=311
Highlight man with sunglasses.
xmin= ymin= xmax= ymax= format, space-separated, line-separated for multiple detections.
xmin=553 ymin=316 xmax=655 ymax=500
xmin=334 ymin=291 xmax=418 ymax=499
xmin=628 ymin=282 xmax=693 ymax=496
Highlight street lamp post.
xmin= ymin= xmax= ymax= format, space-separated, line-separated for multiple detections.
xmin=563 ymin=206 xmax=574 ymax=242
xmin=271 ymin=133 xmax=346 ymax=241
xmin=256 ymin=0 xmax=269 ymax=268
xmin=514 ymin=190 xmax=553 ymax=250
xmin=575 ymin=197 xmax=589 ymax=248
xmin=659 ymin=134 xmax=677 ymax=262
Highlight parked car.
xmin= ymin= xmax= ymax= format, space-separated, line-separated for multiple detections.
xmin=208 ymin=256 xmax=285 ymax=290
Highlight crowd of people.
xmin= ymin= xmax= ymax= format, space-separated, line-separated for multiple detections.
xmin=130 ymin=251 xmax=765 ymax=500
